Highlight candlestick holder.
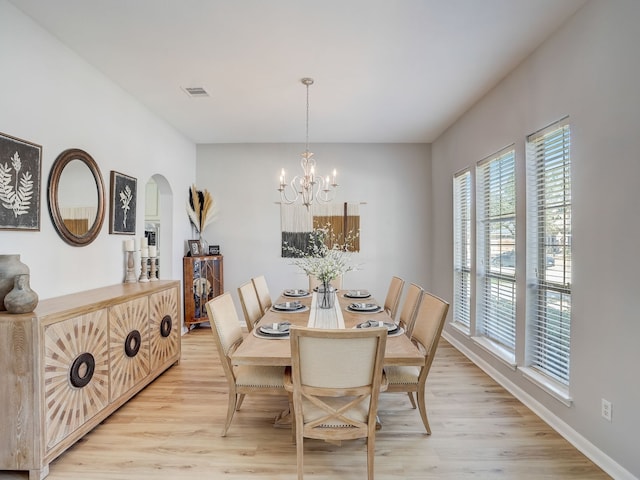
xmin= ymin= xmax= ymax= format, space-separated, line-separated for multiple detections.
xmin=139 ymin=256 xmax=149 ymax=282
xmin=124 ymin=250 xmax=137 ymax=283
xmin=149 ymin=256 xmax=158 ymax=281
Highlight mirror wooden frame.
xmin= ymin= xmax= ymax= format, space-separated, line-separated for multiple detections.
xmin=47 ymin=148 xmax=106 ymax=246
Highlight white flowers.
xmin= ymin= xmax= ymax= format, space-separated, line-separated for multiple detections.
xmin=119 ymin=184 xmax=133 ymax=227
xmin=285 ymin=226 xmax=359 ymax=283
xmin=0 ymin=152 xmax=34 ymax=218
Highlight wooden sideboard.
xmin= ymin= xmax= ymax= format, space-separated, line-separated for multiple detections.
xmin=183 ymin=255 xmax=223 ymax=330
xmin=0 ymin=281 xmax=181 ymax=480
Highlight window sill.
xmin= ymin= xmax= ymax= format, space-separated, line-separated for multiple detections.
xmin=520 ymin=367 xmax=573 ymax=407
xmin=471 ymin=336 xmax=517 ymax=371
xmin=450 ymin=321 xmax=470 ymax=336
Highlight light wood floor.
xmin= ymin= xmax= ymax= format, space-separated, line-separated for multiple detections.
xmin=2 ymin=327 xmax=609 ymax=480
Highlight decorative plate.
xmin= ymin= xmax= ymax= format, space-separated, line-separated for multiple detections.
xmin=258 ymin=322 xmax=291 ymax=337
xmin=272 ymin=301 xmax=304 ymax=311
xmin=348 ymin=302 xmax=381 ymax=312
xmin=344 ymin=290 xmax=371 ymax=299
xmin=283 ymin=289 xmax=310 ymax=297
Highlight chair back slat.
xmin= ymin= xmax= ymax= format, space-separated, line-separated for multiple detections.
xmin=238 ymin=280 xmax=263 ymax=331
xmin=383 ymin=276 xmax=405 ymax=320
xmin=398 ymin=283 xmax=424 ymax=337
xmin=251 ymin=275 xmax=273 ymax=313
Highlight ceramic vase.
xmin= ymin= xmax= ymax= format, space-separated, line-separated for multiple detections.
xmin=0 ymin=254 xmax=30 ymax=311
xmin=4 ymin=273 xmax=39 ymax=314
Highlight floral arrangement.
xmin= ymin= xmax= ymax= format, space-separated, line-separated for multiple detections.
xmin=186 ymin=185 xmax=216 ymax=238
xmin=284 ymin=226 xmax=359 ymax=284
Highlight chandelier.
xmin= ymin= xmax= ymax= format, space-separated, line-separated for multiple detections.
xmin=278 ymin=78 xmax=338 ymax=209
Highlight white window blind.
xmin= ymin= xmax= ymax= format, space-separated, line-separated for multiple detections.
xmin=477 ymin=148 xmax=516 ymax=352
xmin=526 ymin=122 xmax=571 ymax=385
xmin=453 ymin=170 xmax=471 ymax=328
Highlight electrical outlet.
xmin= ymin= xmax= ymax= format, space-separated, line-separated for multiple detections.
xmin=601 ymin=398 xmax=612 ymax=422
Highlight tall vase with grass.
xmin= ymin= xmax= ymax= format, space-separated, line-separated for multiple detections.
xmin=186 ymin=185 xmax=216 ymax=253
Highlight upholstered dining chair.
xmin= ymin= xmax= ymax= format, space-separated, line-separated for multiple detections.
xmin=397 ymin=283 xmax=424 ymax=338
xmin=383 ymin=291 xmax=449 ymax=434
xmin=251 ymin=275 xmax=273 ymax=314
xmin=205 ymin=293 xmax=287 ymax=436
xmin=308 ymin=274 xmax=343 ymax=291
xmin=285 ymin=327 xmax=387 ymax=480
xmin=383 ymin=276 xmax=405 ymax=321
xmin=238 ymin=280 xmax=263 ymax=331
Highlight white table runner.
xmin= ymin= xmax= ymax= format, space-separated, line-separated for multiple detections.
xmin=307 ymin=292 xmax=345 ymax=329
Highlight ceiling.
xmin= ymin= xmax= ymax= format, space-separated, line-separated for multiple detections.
xmin=9 ymin=0 xmax=586 ymax=144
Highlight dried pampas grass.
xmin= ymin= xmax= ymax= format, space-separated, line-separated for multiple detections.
xmin=187 ymin=185 xmax=216 ymax=234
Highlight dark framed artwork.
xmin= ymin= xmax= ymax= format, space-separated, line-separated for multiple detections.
xmin=0 ymin=132 xmax=42 ymax=230
xmin=188 ymin=239 xmax=202 ymax=256
xmin=109 ymin=171 xmax=137 ymax=234
xmin=189 ymin=240 xmax=203 ymax=257
xmin=208 ymin=245 xmax=220 ymax=255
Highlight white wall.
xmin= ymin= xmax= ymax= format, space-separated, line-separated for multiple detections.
xmin=431 ymin=0 xmax=640 ymax=477
xmin=196 ymin=143 xmax=431 ymax=315
xmin=0 ymin=0 xmax=195 ymax=300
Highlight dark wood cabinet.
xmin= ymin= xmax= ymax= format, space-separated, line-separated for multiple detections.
xmin=183 ymin=255 xmax=223 ymax=330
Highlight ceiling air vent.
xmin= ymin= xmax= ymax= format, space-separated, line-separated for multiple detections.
xmin=182 ymin=86 xmax=209 ymax=98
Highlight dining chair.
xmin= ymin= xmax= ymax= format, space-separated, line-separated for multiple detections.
xmin=237 ymin=280 xmax=263 ymax=332
xmin=308 ymin=274 xmax=343 ymax=291
xmin=285 ymin=326 xmax=387 ymax=480
xmin=383 ymin=276 xmax=405 ymax=321
xmin=205 ymin=293 xmax=287 ymax=436
xmin=397 ymin=283 xmax=424 ymax=337
xmin=251 ymin=275 xmax=273 ymax=314
xmin=383 ymin=291 xmax=449 ymax=434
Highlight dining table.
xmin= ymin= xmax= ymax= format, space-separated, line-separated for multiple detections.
xmin=231 ymin=288 xmax=425 ymax=368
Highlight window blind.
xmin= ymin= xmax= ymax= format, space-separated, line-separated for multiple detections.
xmin=453 ymin=170 xmax=471 ymax=328
xmin=477 ymin=148 xmax=516 ymax=351
xmin=526 ymin=122 xmax=571 ymax=385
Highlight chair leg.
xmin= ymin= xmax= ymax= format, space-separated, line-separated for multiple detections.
xmin=416 ymin=388 xmax=431 ymax=435
xmin=367 ymin=435 xmax=375 ymax=480
xmin=407 ymin=392 xmax=417 ymax=409
xmin=296 ymin=427 xmax=304 ymax=480
xmin=221 ymin=392 xmax=239 ymax=437
xmin=236 ymin=393 xmax=246 ymax=410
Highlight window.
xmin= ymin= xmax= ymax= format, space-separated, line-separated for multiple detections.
xmin=526 ymin=121 xmax=571 ymax=386
xmin=453 ymin=170 xmax=472 ymax=329
xmin=476 ymin=148 xmax=516 ymax=358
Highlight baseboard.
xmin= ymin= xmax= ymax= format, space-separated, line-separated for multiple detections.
xmin=442 ymin=331 xmax=637 ymax=480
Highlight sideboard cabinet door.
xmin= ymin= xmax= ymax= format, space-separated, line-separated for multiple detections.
xmin=183 ymin=255 xmax=223 ymax=330
xmin=43 ymin=309 xmax=110 ymax=451
xmin=109 ymin=297 xmax=150 ymax=402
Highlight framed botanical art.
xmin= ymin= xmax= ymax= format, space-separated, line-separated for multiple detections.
xmin=0 ymin=132 xmax=42 ymax=230
xmin=109 ymin=170 xmax=137 ymax=234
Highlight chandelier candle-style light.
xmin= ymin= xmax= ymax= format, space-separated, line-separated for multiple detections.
xmin=278 ymin=78 xmax=338 ymax=209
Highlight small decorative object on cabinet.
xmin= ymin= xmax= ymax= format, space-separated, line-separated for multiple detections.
xmin=183 ymin=255 xmax=223 ymax=330
xmin=0 ymin=281 xmax=181 ymax=479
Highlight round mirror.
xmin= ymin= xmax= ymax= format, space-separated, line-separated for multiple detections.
xmin=48 ymin=148 xmax=105 ymax=246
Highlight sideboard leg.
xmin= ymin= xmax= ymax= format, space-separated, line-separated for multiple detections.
xmin=30 ymin=464 xmax=49 ymax=480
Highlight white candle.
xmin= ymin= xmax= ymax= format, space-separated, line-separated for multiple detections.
xmin=141 ymin=248 xmax=149 ymax=258
xmin=124 ymin=239 xmax=135 ymax=251
xmin=141 ymin=237 xmax=148 ymax=248
xmin=148 ymin=246 xmax=157 ymax=257
xmin=332 ymin=169 xmax=337 ymax=184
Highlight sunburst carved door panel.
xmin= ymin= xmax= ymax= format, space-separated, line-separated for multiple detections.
xmin=43 ymin=310 xmax=109 ymax=451
xmin=149 ymin=287 xmax=179 ymax=369
xmin=109 ymin=297 xmax=150 ymax=402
